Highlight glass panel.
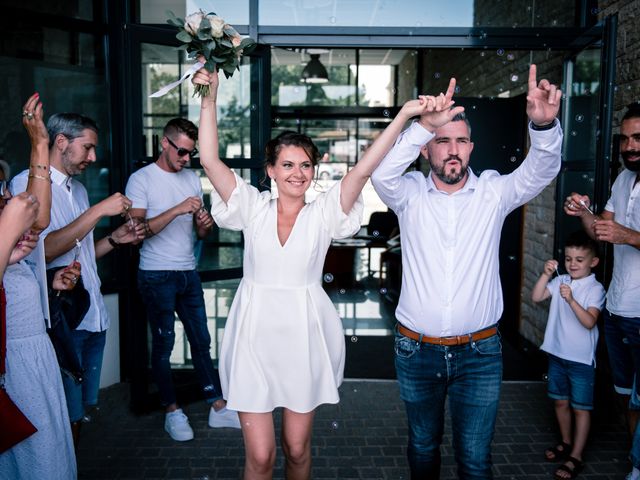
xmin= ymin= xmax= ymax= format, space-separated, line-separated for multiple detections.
xmin=272 ymin=48 xmax=357 ymax=107
xmin=420 ymin=48 xmax=567 ymax=100
xmin=272 ymin=48 xmax=416 ymax=108
xmin=141 ymin=42 xmax=251 ymax=159
xmin=139 ymin=0 xmax=249 ymax=25
xmin=196 ymin=168 xmax=250 ymax=271
xmin=564 ymin=48 xmax=601 ymax=164
xmin=259 ymin=0 xmax=578 ymax=28
xmin=9 ymin=1 xmax=97 ymax=21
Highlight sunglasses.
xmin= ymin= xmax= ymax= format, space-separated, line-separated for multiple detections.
xmin=165 ymin=136 xmax=198 ymax=158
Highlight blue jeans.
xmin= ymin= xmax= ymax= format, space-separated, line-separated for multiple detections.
xmin=395 ymin=328 xmax=503 ymax=480
xmin=603 ymin=309 xmax=640 ymax=398
xmin=137 ymin=269 xmax=222 ymax=407
xmin=61 ymin=329 xmax=107 ymax=422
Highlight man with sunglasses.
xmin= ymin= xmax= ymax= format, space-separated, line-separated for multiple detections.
xmin=126 ymin=118 xmax=239 ymax=442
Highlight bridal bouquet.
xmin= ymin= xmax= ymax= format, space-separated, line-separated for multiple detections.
xmin=166 ymin=9 xmax=256 ymax=97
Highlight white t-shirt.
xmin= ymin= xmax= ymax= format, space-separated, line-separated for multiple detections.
xmin=125 ymin=163 xmax=203 ymax=271
xmin=604 ymin=169 xmax=640 ymax=317
xmin=540 ymin=273 xmax=606 ymax=366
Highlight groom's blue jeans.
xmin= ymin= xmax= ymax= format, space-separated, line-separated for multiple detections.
xmin=395 ymin=328 xmax=502 ymax=480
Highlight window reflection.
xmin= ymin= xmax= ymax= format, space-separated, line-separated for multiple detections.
xmin=272 ymin=48 xmax=416 ymax=108
xmin=139 ymin=0 xmax=249 ymax=24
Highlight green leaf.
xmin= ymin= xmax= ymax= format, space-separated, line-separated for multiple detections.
xmin=219 ymin=38 xmax=232 ymax=48
xmin=176 ymin=43 xmax=189 ymax=50
xmin=223 ymin=26 xmax=238 ymax=36
xmin=210 ymin=55 xmax=226 ymax=63
xmin=199 ymin=17 xmax=211 ymax=30
xmin=207 ymin=40 xmax=217 ymax=51
xmin=204 ymin=59 xmax=216 ymax=72
xmin=166 ymin=18 xmax=181 ymax=27
xmin=176 ymin=30 xmax=193 ymax=43
xmin=166 ymin=10 xmax=178 ymax=22
xmin=239 ymin=38 xmax=255 ymax=49
xmin=197 ymin=29 xmax=211 ymax=41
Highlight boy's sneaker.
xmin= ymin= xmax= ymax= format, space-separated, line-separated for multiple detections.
xmin=164 ymin=409 xmax=194 ymax=441
xmin=208 ymin=406 xmax=241 ymax=429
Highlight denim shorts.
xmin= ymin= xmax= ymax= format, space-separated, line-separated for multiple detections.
xmin=547 ymin=353 xmax=595 ymax=410
xmin=603 ymin=309 xmax=640 ymax=398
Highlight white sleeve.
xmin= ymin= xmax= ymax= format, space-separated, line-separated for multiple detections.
xmin=496 ymin=121 xmax=563 ymax=214
xmin=125 ymin=171 xmax=149 ymax=210
xmin=313 ymin=180 xmax=364 ymax=239
xmin=371 ymin=121 xmax=434 ymax=213
xmin=209 ymin=171 xmax=270 ymax=231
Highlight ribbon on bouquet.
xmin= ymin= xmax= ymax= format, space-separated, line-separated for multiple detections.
xmin=149 ymin=61 xmax=205 ymax=98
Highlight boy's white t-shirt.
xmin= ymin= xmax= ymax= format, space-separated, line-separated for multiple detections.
xmin=125 ymin=163 xmax=202 ymax=271
xmin=540 ymin=273 xmax=606 ymax=366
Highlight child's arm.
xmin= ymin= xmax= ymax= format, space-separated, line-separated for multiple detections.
xmin=531 ymin=259 xmax=557 ymax=302
xmin=559 ymin=284 xmax=600 ymax=329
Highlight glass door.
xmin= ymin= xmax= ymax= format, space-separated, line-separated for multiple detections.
xmin=127 ymin=26 xmax=270 ymax=410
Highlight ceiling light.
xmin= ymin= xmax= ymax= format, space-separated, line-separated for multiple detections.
xmin=300 ymin=54 xmax=329 ymax=83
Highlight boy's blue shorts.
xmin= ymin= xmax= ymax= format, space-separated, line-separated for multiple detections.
xmin=547 ymin=353 xmax=595 ymax=410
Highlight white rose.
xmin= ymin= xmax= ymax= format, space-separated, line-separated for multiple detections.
xmin=184 ymin=11 xmax=204 ymax=35
xmin=207 ymin=15 xmax=226 ymax=38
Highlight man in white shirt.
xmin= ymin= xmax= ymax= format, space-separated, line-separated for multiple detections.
xmin=11 ymin=113 xmax=143 ymax=448
xmin=564 ymin=103 xmax=640 ymax=480
xmin=126 ymin=118 xmax=239 ymax=442
xmin=371 ymin=64 xmax=563 ymax=479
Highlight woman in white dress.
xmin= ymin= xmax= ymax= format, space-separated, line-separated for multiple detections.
xmin=194 ymin=66 xmax=445 ymax=479
xmin=0 ymin=94 xmax=78 ymax=479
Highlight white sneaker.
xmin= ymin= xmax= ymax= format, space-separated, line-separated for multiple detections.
xmin=208 ymin=406 xmax=241 ymax=429
xmin=164 ymin=409 xmax=194 ymax=441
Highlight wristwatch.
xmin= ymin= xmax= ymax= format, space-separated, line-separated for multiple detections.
xmin=530 ymin=120 xmax=556 ymax=131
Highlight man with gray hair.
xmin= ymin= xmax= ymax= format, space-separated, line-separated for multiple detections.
xmin=11 ymin=112 xmax=144 ymax=448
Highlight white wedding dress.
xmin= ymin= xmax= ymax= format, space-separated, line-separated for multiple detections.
xmin=211 ymin=174 xmax=363 ymax=413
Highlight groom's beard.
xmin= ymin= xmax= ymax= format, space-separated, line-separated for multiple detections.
xmin=622 ymin=150 xmax=640 ymax=172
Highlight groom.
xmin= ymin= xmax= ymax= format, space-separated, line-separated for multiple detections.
xmin=371 ymin=64 xmax=564 ymax=478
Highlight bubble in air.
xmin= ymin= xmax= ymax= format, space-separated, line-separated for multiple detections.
xmin=380 ymin=287 xmax=388 ymax=295
xmin=497 ymin=49 xmax=505 ymax=56
xmin=434 ymin=72 xmax=441 ymax=79
xmin=331 ymin=421 xmax=339 ymax=429
xmin=323 ymin=273 xmax=334 ymax=283
xmin=329 ymin=16 xmax=337 ymax=24
xmin=383 ymin=110 xmax=390 ymax=118
xmin=339 ymin=288 xmax=346 ymax=294
xmin=510 ymin=74 xmax=519 ymax=82
xmin=571 ymin=131 xmax=577 ymax=137
xmin=507 ymin=53 xmax=515 ymax=61
xmin=372 ymin=230 xmax=380 ymax=237
xmin=250 ymin=104 xmax=257 ymax=111
xmin=351 ymin=336 xmax=358 ymax=343
xmin=575 ymin=114 xmax=584 ymax=123
xmin=480 ymin=52 xmax=486 ymax=57
xmin=274 ymin=117 xmax=281 ymax=124
xmin=542 ymin=373 xmax=548 ymax=381
xmin=510 ymin=156 xmax=517 ymax=163
xmin=454 ymin=86 xmax=461 ymax=94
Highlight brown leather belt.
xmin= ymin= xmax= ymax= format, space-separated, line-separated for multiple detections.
xmin=397 ymin=323 xmax=498 ymax=346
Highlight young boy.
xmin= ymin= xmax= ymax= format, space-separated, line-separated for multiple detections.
xmin=532 ymin=230 xmax=606 ymax=480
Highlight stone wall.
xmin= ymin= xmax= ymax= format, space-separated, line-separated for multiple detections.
xmin=598 ymin=0 xmax=640 ymax=126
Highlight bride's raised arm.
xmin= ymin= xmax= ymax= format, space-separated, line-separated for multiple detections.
xmin=194 ymin=65 xmax=236 ymax=203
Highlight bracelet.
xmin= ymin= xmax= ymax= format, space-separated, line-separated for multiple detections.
xmin=30 ymin=164 xmax=50 ymax=171
xmin=28 ymin=173 xmax=52 ymax=183
xmin=143 ymin=220 xmax=155 ymax=238
xmin=107 ymin=235 xmax=120 ymax=249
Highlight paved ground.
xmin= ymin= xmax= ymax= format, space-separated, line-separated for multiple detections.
xmin=78 ymin=380 xmax=630 ymax=479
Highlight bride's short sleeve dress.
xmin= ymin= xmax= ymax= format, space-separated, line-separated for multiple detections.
xmin=210 ymin=173 xmax=363 ymax=413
